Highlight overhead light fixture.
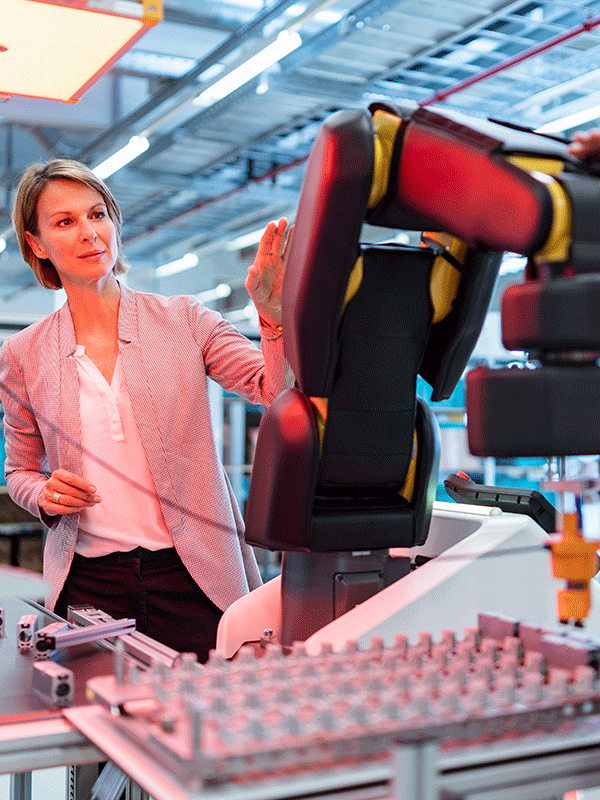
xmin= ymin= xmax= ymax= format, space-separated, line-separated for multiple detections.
xmin=0 ymin=0 xmax=162 ymax=104
xmin=196 ymin=284 xmax=233 ymax=303
xmin=155 ymin=252 xmax=199 ymax=278
xmin=92 ymin=135 xmax=150 ymax=179
xmin=224 ymin=303 xmax=256 ymax=322
xmin=256 ymin=77 xmax=270 ymax=95
xmin=193 ymin=30 xmax=302 ymax=108
xmin=0 ymin=239 xmax=6 ymax=255
xmin=536 ymin=103 xmax=600 ymax=134
xmin=225 ymin=228 xmax=266 ymax=251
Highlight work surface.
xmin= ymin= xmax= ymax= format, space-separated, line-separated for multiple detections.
xmin=0 ymin=595 xmax=114 ymax=717
xmin=0 ymin=594 xmax=110 ymax=778
xmin=65 ymin=619 xmax=600 ymax=800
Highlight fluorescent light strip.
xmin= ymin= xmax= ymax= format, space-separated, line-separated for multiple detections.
xmin=536 ymin=104 xmax=600 ymax=134
xmin=0 ymin=238 xmax=6 ymax=255
xmin=92 ymin=135 xmax=150 ymax=179
xmin=193 ymin=30 xmax=302 ymax=108
xmin=155 ymin=252 xmax=199 ymax=278
xmin=225 ymin=228 xmax=265 ymax=251
xmin=196 ymin=284 xmax=232 ymax=303
xmin=225 ymin=303 xmax=255 ymax=322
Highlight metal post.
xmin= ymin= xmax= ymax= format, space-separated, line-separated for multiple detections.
xmin=392 ymin=740 xmax=438 ymax=800
xmin=125 ymin=782 xmax=151 ymax=800
xmin=229 ymin=399 xmax=246 ymax=510
xmin=86 ymin=762 xmax=128 ymax=800
xmin=68 ymin=763 xmax=100 ymax=800
xmin=484 ymin=456 xmax=496 ymax=486
xmin=207 ymin=378 xmax=224 ymax=460
xmin=9 ymin=772 xmax=31 ymax=800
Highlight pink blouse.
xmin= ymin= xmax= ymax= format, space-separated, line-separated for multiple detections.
xmin=73 ymin=344 xmax=173 ymax=557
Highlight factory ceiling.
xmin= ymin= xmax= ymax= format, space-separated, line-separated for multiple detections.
xmin=1 ymin=0 xmax=600 ymax=326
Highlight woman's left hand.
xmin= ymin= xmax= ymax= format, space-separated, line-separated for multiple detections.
xmin=245 ymin=217 xmax=293 ymax=328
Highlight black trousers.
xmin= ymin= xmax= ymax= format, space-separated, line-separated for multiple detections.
xmin=54 ymin=546 xmax=223 ymax=663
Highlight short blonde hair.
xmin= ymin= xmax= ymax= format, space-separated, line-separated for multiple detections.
xmin=12 ymin=159 xmax=129 ymax=290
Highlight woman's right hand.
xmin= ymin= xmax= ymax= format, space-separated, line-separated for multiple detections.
xmin=38 ymin=469 xmax=101 ymax=516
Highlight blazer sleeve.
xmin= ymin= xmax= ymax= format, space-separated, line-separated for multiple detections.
xmin=0 ymin=339 xmax=51 ymax=521
xmin=192 ymin=301 xmax=294 ymax=406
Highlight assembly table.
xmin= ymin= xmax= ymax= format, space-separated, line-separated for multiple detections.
xmin=0 ymin=575 xmax=112 ymax=800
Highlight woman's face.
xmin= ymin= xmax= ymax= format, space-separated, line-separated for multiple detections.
xmin=25 ymin=179 xmax=118 ymax=290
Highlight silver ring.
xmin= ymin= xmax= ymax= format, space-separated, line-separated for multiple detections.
xmin=52 ymin=492 xmax=61 ymax=503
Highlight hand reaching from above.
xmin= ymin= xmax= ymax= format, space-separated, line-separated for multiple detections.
xmin=245 ymin=217 xmax=293 ymax=329
xmin=568 ymin=130 xmax=600 ymax=161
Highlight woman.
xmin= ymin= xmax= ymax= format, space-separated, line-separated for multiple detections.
xmin=0 ymin=158 xmax=292 ymax=662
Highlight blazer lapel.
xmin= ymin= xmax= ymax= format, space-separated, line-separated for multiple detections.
xmin=56 ymin=301 xmax=82 ymax=477
xmin=117 ymin=284 xmax=185 ymax=537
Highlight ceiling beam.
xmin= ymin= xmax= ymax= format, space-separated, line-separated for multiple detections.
xmin=75 ymin=0 xmax=308 ymax=164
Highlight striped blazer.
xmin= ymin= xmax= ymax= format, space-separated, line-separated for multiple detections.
xmin=0 ymin=283 xmax=289 ymax=612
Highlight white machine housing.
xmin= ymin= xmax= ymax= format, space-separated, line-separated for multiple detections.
xmin=217 ymin=501 xmax=600 ymax=658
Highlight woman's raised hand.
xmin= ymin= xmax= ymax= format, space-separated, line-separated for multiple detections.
xmin=245 ymin=217 xmax=293 ymax=329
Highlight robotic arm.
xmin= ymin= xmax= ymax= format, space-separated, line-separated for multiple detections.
xmin=364 ymin=102 xmax=600 ymax=626
xmin=246 ymin=102 xmax=600 ymax=648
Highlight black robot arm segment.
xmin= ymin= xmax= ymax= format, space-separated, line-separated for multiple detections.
xmin=281 ymin=108 xmax=374 ymax=396
xmin=282 ymin=102 xmax=600 ymax=403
